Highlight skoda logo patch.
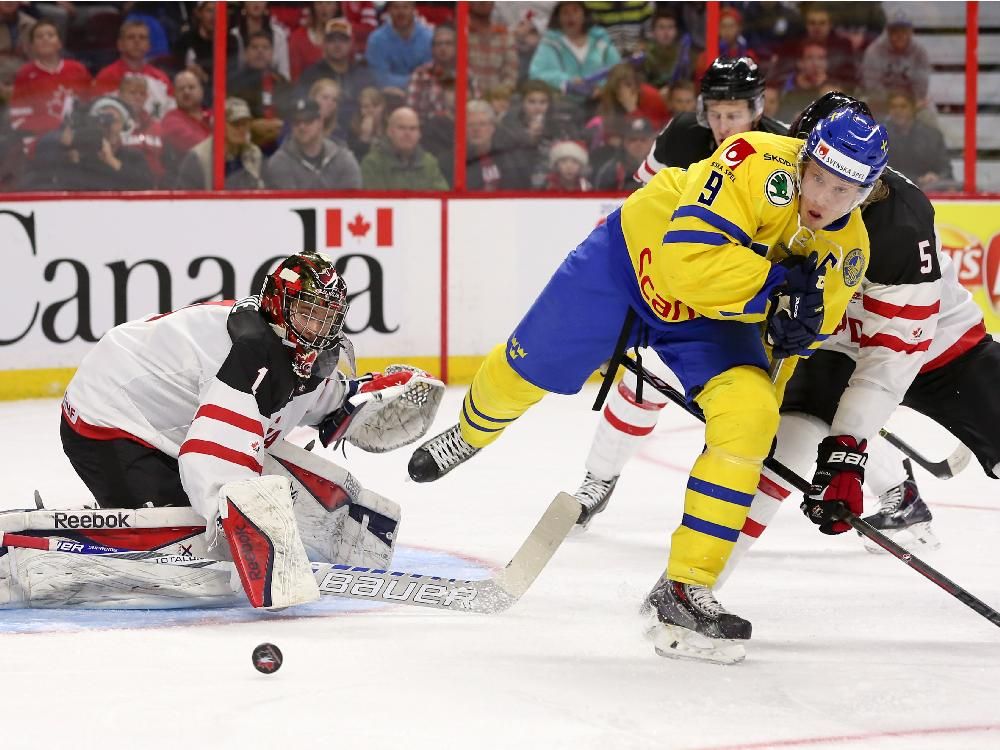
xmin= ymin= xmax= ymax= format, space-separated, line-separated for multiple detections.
xmin=765 ymin=170 xmax=793 ymax=207
xmin=842 ymin=248 xmax=866 ymax=287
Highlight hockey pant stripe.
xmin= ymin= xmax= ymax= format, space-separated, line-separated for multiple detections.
xmin=680 ymin=513 xmax=741 ymax=543
xmin=667 ymin=366 xmax=779 ymax=587
xmin=459 ymin=344 xmax=548 ymax=449
xmin=686 ymin=476 xmax=754 ymax=507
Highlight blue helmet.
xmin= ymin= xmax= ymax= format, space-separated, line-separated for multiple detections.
xmin=803 ymin=106 xmax=888 ymax=188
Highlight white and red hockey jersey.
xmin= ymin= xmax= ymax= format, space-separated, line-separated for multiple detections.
xmin=820 ymin=168 xmax=985 ymax=439
xmin=61 ymin=300 xmax=348 ymax=521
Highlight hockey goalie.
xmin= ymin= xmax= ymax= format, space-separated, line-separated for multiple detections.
xmin=2 ymin=252 xmax=443 ymax=610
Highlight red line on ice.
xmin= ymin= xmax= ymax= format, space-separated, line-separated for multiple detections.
xmin=695 ymin=723 xmax=1000 ymax=750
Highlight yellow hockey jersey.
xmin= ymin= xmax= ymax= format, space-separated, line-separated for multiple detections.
xmin=619 ymin=132 xmax=870 ymax=351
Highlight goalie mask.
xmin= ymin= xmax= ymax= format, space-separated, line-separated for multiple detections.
xmin=261 ymin=252 xmax=349 ymax=379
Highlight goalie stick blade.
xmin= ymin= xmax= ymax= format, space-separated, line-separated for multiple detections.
xmin=491 ymin=492 xmax=582 ymax=601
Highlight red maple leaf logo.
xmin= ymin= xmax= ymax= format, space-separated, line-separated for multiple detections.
xmin=347 ymin=213 xmax=370 ymax=237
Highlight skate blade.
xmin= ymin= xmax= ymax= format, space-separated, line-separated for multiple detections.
xmin=864 ymin=522 xmax=941 ymax=554
xmin=645 ymin=622 xmax=746 ymax=665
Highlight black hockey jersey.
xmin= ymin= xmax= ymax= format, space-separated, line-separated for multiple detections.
xmin=635 ymin=111 xmax=788 ymax=182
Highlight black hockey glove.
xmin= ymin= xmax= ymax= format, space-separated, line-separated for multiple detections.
xmin=801 ymin=435 xmax=867 ymax=535
xmin=766 ymin=253 xmax=826 ymax=359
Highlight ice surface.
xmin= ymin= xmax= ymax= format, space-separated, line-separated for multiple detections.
xmin=2 ymin=389 xmax=999 ymax=749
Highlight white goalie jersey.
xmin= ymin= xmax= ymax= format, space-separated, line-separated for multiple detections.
xmin=62 ymin=301 xmax=348 ymax=521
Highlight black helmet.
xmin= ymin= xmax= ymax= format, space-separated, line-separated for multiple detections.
xmin=697 ymin=56 xmax=765 ymax=130
xmin=789 ymin=91 xmax=874 ymax=138
xmin=700 ymin=56 xmax=765 ymax=101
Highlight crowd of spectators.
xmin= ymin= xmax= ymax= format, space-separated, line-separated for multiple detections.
xmin=0 ymin=0 xmax=959 ymax=193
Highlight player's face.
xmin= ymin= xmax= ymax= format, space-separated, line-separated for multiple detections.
xmin=798 ymin=161 xmax=870 ymax=230
xmin=290 ymin=298 xmax=340 ymax=345
xmin=705 ymin=100 xmax=753 ymax=144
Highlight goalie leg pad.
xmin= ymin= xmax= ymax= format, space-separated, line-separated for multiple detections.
xmin=265 ymin=440 xmax=401 ymax=566
xmin=1 ymin=547 xmax=238 ymax=609
xmin=331 ymin=488 xmax=400 ymax=569
xmin=220 ymin=476 xmax=320 ymax=609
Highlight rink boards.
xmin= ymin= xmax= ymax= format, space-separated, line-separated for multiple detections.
xmin=2 ymin=196 xmax=1000 ymax=399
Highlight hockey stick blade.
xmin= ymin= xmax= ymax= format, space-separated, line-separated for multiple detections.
xmin=0 ymin=492 xmax=581 ymax=615
xmin=619 ymin=356 xmax=1000 ymax=631
xmin=879 ymin=428 xmax=972 ymax=480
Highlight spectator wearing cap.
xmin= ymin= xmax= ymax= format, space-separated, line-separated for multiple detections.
xmin=365 ymin=1 xmax=432 ymax=91
xmin=289 ymin=1 xmax=341 ymax=82
xmin=175 ymin=97 xmax=264 ymax=190
xmin=862 ymin=11 xmax=932 ymax=115
xmin=10 ymin=20 xmax=91 ymax=141
xmin=227 ymin=30 xmax=292 ymax=155
xmin=264 ymin=96 xmax=361 ymax=189
xmin=467 ymin=2 xmax=519 ymax=95
xmin=594 ymin=116 xmax=654 ymax=191
xmin=94 ymin=19 xmax=175 ymax=120
xmin=884 ymin=90 xmax=957 ymax=192
xmin=232 ymin=2 xmax=291 ymax=80
xmin=360 ymin=105 xmax=447 ymax=190
xmin=717 ymin=8 xmax=757 ymax=63
xmin=641 ymin=9 xmax=694 ymax=90
xmin=529 ymin=2 xmax=620 ymax=104
xmin=544 ymin=139 xmax=591 ymax=192
xmin=161 ymin=71 xmax=211 ymax=160
xmin=407 ymin=24 xmax=463 ymax=122
xmin=300 ymin=18 xmax=375 ymax=130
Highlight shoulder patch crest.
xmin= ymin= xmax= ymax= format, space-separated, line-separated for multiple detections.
xmin=720 ymin=138 xmax=756 ymax=169
xmin=842 ymin=248 xmax=866 ymax=287
xmin=765 ymin=169 xmax=794 ymax=207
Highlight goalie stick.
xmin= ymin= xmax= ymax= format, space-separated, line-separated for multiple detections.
xmin=0 ymin=492 xmax=581 ymax=615
xmin=878 ymin=427 xmax=972 ymax=480
xmin=619 ymin=356 xmax=1000 ymax=630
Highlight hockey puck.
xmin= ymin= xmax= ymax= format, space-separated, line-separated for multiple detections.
xmin=251 ymin=643 xmax=283 ymax=674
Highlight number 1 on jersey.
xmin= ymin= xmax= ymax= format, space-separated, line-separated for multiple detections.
xmin=251 ymin=367 xmax=268 ymax=395
xmin=698 ymin=170 xmax=724 ymax=206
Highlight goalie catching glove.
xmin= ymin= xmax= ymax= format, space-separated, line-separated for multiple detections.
xmin=801 ymin=435 xmax=867 ymax=535
xmin=318 ymin=365 xmax=444 ymax=453
xmin=766 ymin=252 xmax=826 ymax=359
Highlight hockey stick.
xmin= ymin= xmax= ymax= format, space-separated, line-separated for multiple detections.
xmin=619 ymin=356 xmax=1000 ymax=629
xmin=0 ymin=492 xmax=581 ymax=615
xmin=878 ymin=427 xmax=972 ymax=480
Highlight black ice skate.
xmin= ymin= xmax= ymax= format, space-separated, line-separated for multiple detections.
xmin=861 ymin=478 xmax=940 ymax=553
xmin=573 ymin=472 xmax=618 ymax=529
xmin=642 ymin=576 xmax=751 ymax=665
xmin=408 ymin=425 xmax=480 ymax=482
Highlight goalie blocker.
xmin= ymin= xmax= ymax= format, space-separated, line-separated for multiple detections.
xmin=0 ymin=440 xmax=401 ymax=609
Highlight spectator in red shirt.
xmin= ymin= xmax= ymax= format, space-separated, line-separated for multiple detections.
xmin=115 ymin=75 xmax=165 ymax=184
xmin=160 ymin=70 xmax=211 ymax=165
xmin=10 ymin=20 xmax=90 ymax=141
xmin=94 ymin=19 xmax=175 ymax=120
xmin=289 ymin=1 xmax=341 ymax=82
